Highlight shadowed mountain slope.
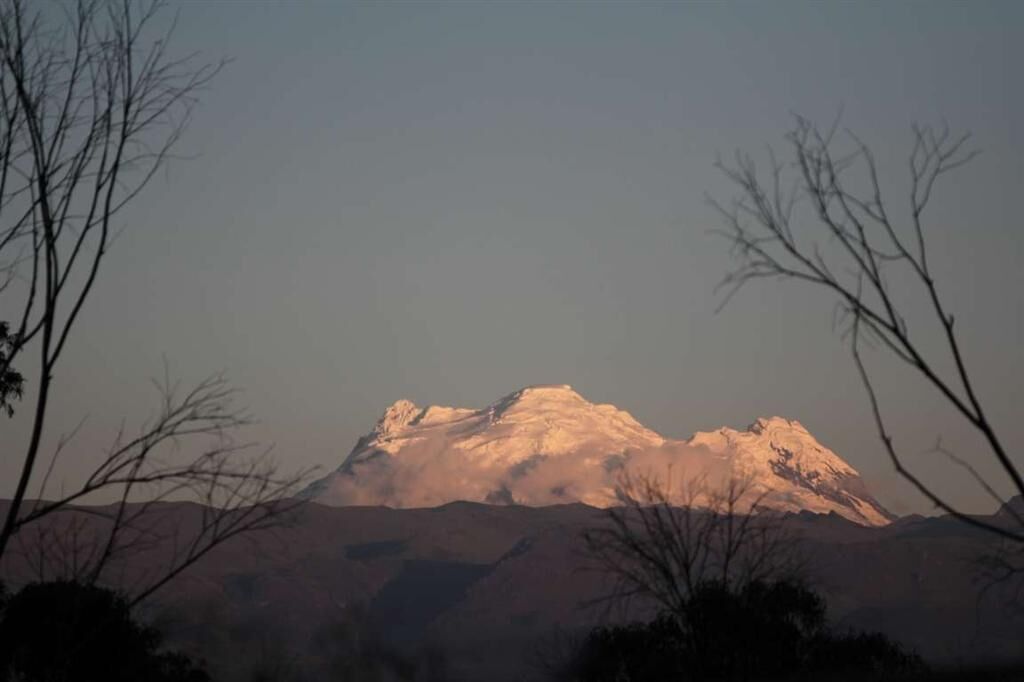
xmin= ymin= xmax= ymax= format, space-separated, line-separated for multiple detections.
xmin=1 ymin=500 xmax=1019 ymax=682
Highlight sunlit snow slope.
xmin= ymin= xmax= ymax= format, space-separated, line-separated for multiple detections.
xmin=302 ymin=385 xmax=892 ymax=526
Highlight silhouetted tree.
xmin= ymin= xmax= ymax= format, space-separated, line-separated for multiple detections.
xmin=0 ymin=580 xmax=208 ymax=682
xmin=8 ymin=370 xmax=313 ymax=607
xmin=578 ymin=473 xmax=922 ymax=680
xmin=583 ymin=472 xmax=802 ymax=620
xmin=710 ymin=117 xmax=1022 ymax=554
xmin=0 ymin=0 xmax=219 ymax=557
xmin=569 ymin=614 xmax=687 ymax=682
xmin=805 ymin=630 xmax=926 ymax=680
xmin=0 ymin=0 xmax=311 ymax=606
xmin=566 ymin=578 xmax=922 ymax=682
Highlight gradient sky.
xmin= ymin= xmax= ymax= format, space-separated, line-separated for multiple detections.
xmin=4 ymin=1 xmax=1022 ymax=516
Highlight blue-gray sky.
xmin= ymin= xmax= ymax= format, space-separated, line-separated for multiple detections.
xmin=5 ymin=1 xmax=1022 ymax=515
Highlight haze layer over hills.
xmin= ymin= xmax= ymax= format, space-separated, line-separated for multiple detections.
xmin=302 ymin=385 xmax=892 ymax=526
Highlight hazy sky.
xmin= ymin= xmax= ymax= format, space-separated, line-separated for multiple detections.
xmin=4 ymin=1 xmax=1022 ymax=516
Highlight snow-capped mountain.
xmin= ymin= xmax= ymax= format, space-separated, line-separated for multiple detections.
xmin=688 ymin=417 xmax=892 ymax=525
xmin=302 ymin=384 xmax=893 ymax=526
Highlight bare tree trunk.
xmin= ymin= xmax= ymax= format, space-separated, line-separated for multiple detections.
xmin=0 ymin=1 xmax=311 ymax=604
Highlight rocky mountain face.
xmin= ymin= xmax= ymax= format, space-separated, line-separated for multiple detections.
xmin=303 ymin=385 xmax=892 ymax=526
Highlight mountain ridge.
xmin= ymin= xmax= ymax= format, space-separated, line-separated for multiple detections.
xmin=3 ymin=498 xmax=1019 ymax=680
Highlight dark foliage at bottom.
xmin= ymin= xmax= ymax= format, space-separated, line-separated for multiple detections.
xmin=565 ymin=579 xmax=923 ymax=682
xmin=0 ymin=581 xmax=208 ymax=682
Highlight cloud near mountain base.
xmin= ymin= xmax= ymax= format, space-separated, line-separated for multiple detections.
xmin=312 ymin=441 xmax=732 ymax=509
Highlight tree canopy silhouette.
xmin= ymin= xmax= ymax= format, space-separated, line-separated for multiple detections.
xmin=566 ymin=578 xmax=922 ymax=682
xmin=0 ymin=580 xmax=208 ymax=682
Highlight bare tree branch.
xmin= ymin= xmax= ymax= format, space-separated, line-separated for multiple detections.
xmin=712 ymin=116 xmax=1023 ymax=547
xmin=582 ymin=470 xmax=802 ymax=623
xmin=0 ymin=0 xmax=224 ymax=561
xmin=4 ymin=370 xmax=314 ymax=604
xmin=0 ymin=1 xmax=315 ymax=607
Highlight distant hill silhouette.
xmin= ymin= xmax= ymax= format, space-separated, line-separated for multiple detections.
xmin=0 ymin=499 xmax=1020 ymax=681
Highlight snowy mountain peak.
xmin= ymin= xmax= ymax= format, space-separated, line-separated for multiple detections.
xmin=487 ymin=384 xmax=585 ymax=421
xmin=303 ymin=387 xmax=892 ymax=526
xmin=513 ymin=383 xmax=577 ymax=396
xmin=748 ymin=416 xmax=809 ymax=436
xmin=375 ymin=399 xmax=421 ymax=439
xmin=686 ymin=417 xmax=890 ymax=525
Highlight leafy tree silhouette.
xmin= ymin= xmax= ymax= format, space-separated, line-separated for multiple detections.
xmin=0 ymin=581 xmax=208 ymax=682
xmin=567 ymin=578 xmax=921 ymax=682
xmin=682 ymin=579 xmax=825 ymax=680
xmin=571 ymin=614 xmax=687 ymax=682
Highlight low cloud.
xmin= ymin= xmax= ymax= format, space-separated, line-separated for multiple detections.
xmin=317 ymin=440 xmax=734 ymax=509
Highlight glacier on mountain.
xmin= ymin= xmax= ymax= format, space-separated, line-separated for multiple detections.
xmin=301 ymin=385 xmax=892 ymax=526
